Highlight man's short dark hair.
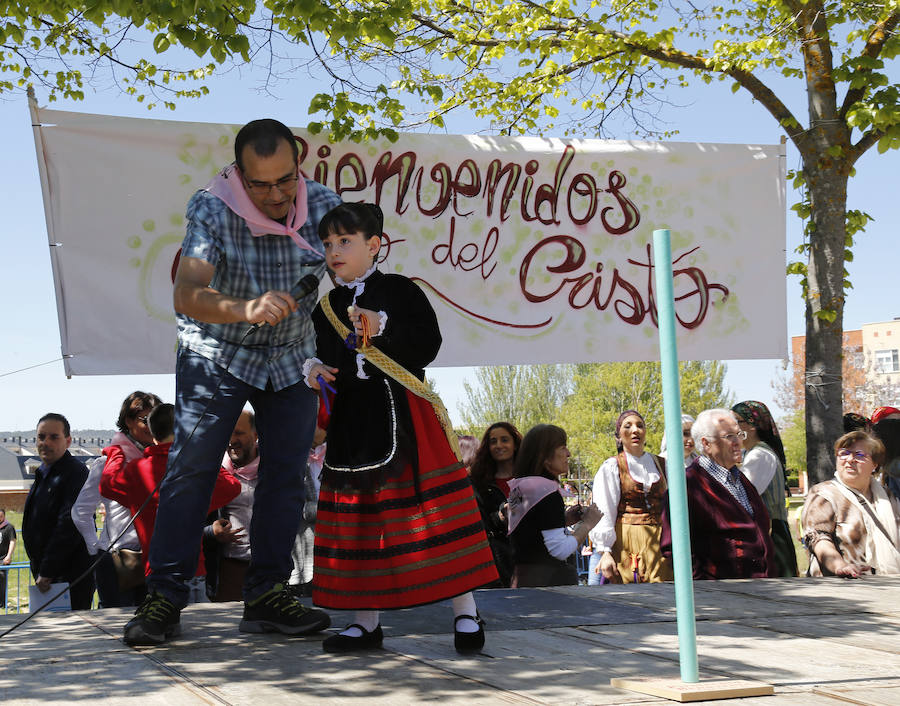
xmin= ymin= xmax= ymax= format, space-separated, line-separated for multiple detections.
xmin=147 ymin=403 xmax=175 ymax=442
xmin=38 ymin=412 xmax=70 ymax=437
xmin=117 ymin=391 xmax=163 ymax=433
xmin=234 ymin=119 xmax=299 ymax=172
xmin=242 ymin=410 xmax=256 ymax=430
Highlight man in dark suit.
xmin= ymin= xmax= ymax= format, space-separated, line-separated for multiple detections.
xmin=22 ymin=413 xmax=94 ymax=609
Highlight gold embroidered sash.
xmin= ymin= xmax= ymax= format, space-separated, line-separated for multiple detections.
xmin=319 ymin=294 xmax=461 ymax=461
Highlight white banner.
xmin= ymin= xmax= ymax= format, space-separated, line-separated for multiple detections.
xmin=30 ymin=106 xmax=786 ymax=376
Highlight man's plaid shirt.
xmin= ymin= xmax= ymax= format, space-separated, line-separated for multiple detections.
xmin=176 ymin=180 xmax=341 ymax=390
xmin=697 ymin=454 xmax=754 ymax=516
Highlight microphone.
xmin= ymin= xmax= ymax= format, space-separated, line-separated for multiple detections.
xmin=245 ymin=273 xmax=321 ymax=335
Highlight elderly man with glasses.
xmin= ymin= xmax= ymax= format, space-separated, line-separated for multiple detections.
xmin=668 ymin=408 xmax=776 ymax=580
xmin=123 ymin=119 xmax=340 ymax=646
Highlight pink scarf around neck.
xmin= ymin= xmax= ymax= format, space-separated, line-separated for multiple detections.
xmin=223 ymin=452 xmax=260 ymax=483
xmin=506 ymin=476 xmax=562 ymax=535
xmin=204 ymin=163 xmax=318 ymax=254
xmin=110 ymin=431 xmax=144 ymax=464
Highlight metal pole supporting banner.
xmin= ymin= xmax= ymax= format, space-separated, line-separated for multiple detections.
xmin=652 ymin=228 xmax=699 ymax=682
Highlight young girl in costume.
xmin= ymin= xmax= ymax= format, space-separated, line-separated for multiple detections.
xmin=304 ymin=202 xmax=498 ymax=653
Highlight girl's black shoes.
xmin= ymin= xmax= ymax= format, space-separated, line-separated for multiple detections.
xmin=453 ymin=614 xmax=486 ymax=653
xmin=322 ymin=623 xmax=384 ymax=652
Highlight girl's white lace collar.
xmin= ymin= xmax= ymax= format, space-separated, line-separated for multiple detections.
xmin=335 ymin=265 xmax=377 ymax=288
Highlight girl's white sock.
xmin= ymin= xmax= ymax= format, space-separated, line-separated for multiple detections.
xmin=339 ymin=610 xmax=380 ymax=637
xmin=451 ymin=592 xmax=479 ymax=633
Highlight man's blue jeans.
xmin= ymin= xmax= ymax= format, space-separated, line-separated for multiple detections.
xmin=148 ymin=347 xmax=317 ymax=609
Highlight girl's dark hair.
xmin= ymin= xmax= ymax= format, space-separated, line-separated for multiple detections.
xmin=514 ymin=424 xmax=567 ymax=480
xmin=234 ymin=119 xmax=299 ymax=171
xmin=470 ymin=422 xmax=522 ymax=489
xmin=318 ymin=202 xmax=384 ymax=241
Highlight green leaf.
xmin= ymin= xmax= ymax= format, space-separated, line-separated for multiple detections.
xmin=152 ymin=33 xmax=170 ymax=53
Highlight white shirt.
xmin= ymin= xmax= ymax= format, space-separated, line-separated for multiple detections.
xmin=589 ymin=451 xmax=661 ymax=552
xmin=740 ymin=445 xmax=780 ymax=495
xmin=222 ymin=476 xmax=256 ymax=560
xmin=541 ymin=528 xmax=578 ymax=560
xmin=71 ymin=455 xmax=140 ymax=553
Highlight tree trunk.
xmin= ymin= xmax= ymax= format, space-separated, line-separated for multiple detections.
xmin=803 ymin=158 xmax=849 ymax=485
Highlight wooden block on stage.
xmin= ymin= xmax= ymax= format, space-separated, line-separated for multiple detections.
xmin=610 ymin=677 xmax=775 ymax=702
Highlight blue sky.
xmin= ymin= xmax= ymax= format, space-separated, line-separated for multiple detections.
xmin=0 ymin=52 xmax=897 ymax=434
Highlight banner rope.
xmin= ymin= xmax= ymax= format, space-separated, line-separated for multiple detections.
xmin=0 ymin=355 xmax=72 ymax=378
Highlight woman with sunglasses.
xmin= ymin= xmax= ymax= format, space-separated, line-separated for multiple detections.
xmin=801 ymin=431 xmax=900 ymax=577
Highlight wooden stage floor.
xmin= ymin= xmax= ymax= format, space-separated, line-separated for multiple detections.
xmin=4 ymin=577 xmax=900 ymax=704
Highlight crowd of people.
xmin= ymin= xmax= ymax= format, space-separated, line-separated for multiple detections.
xmin=14 ymin=117 xmax=900 ymax=657
xmin=468 ymin=403 xmax=900 ymax=587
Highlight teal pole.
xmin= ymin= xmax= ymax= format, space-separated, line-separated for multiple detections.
xmin=652 ymin=228 xmax=699 ymax=682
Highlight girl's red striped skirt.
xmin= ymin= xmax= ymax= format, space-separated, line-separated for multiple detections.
xmin=312 ymin=391 xmax=498 ymax=610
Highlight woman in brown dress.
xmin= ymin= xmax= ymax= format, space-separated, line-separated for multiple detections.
xmin=590 ymin=410 xmax=673 ymax=584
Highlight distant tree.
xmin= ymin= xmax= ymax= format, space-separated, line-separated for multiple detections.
xmin=559 ymin=361 xmax=731 ymax=474
xmin=277 ymin=0 xmax=900 ymax=487
xmin=780 ymin=407 xmax=806 ymax=484
xmin=776 ymin=335 xmax=900 ymax=431
xmin=559 ymin=363 xmax=662 ymax=476
xmin=458 ymin=364 xmax=571 ymax=436
xmin=9 ymin=1 xmax=898 ymax=485
xmin=679 ymin=361 xmax=733 ymax=417
xmin=848 ymin=350 xmax=900 ymax=413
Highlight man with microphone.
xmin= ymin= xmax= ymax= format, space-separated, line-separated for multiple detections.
xmin=124 ymin=119 xmax=340 ymax=646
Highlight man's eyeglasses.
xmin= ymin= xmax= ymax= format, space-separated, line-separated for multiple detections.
xmin=131 ymin=414 xmax=149 ymax=424
xmin=837 ymin=449 xmax=871 ymax=462
xmin=715 ymin=431 xmax=748 ymax=444
xmin=243 ymin=173 xmax=299 ymax=196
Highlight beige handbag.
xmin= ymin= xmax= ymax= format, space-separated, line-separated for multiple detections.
xmin=110 ymin=548 xmax=145 ymax=590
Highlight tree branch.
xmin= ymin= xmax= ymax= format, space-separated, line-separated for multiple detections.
xmin=839 ymin=9 xmax=900 ymax=119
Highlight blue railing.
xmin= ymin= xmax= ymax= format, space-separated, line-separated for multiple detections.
xmin=1 ymin=562 xmax=32 ymax=614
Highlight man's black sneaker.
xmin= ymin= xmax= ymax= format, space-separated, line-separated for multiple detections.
xmin=239 ymin=583 xmax=331 ymax=635
xmin=123 ymin=592 xmax=182 ymax=646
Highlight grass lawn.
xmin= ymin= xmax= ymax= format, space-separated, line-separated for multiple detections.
xmin=3 ymin=510 xmax=33 ymax=612
xmin=788 ymin=498 xmax=809 ymax=575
